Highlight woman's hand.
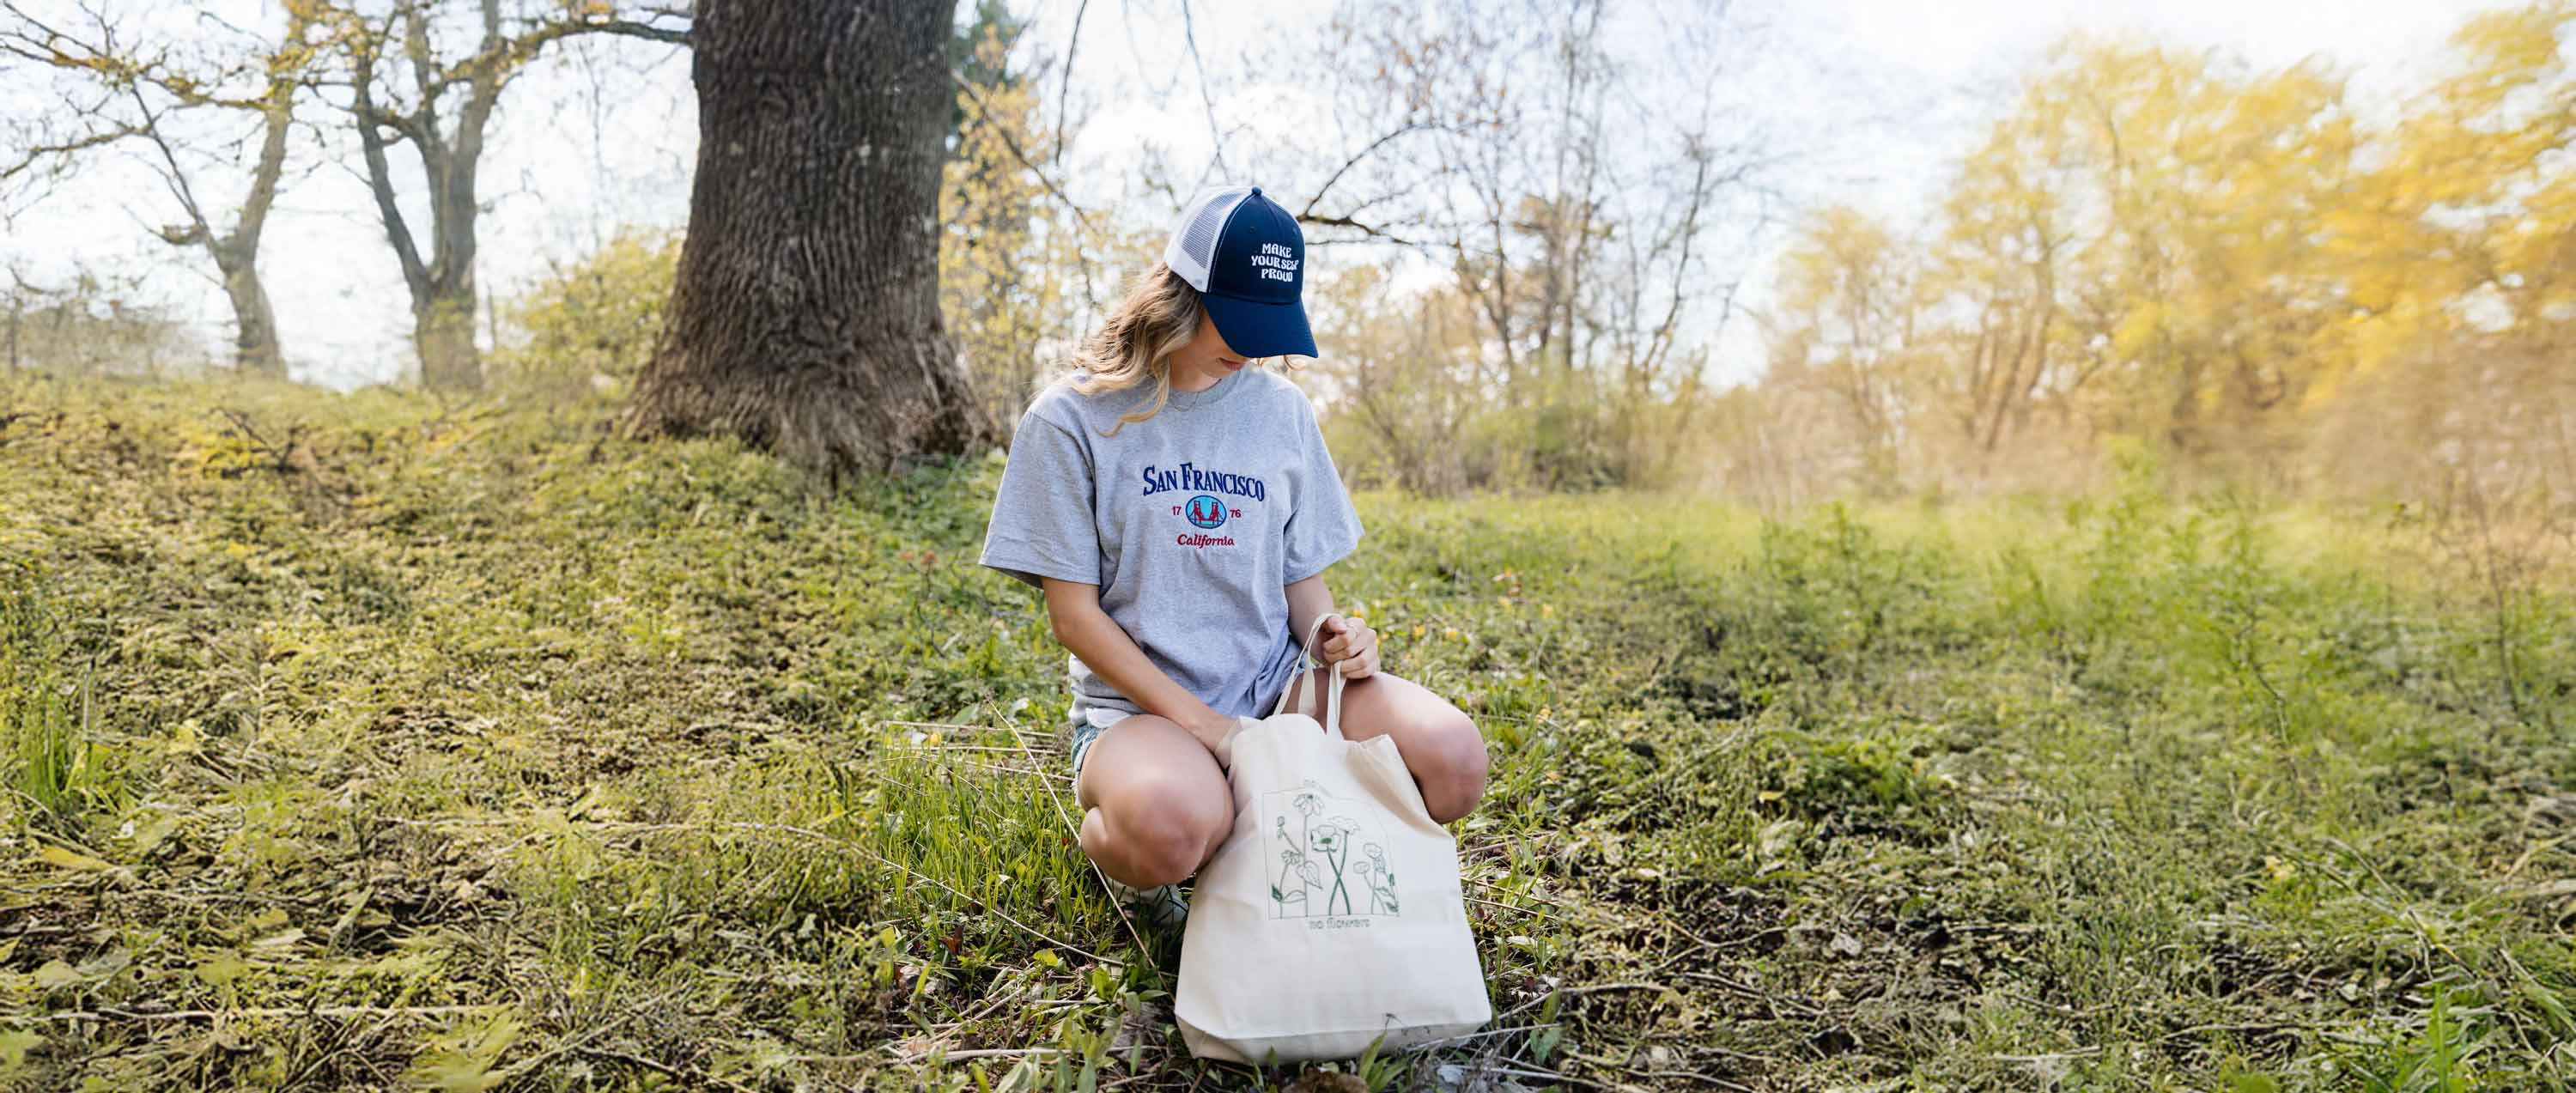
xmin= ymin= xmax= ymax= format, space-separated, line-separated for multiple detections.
xmin=1320 ymin=615 xmax=1380 ymax=679
xmin=1182 ymin=707 xmax=1247 ymax=745
xmin=1043 ymin=577 xmax=1242 ymax=762
xmin=1188 ymin=710 xmax=1261 ymax=768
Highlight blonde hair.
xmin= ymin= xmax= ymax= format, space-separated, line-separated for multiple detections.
xmin=1066 ymin=261 xmax=1206 ymax=435
xmin=1066 ymin=260 xmax=1314 ymax=434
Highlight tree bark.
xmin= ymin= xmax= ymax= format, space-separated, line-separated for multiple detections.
xmin=214 ymin=69 xmax=296 ymax=380
xmin=349 ymin=1 xmax=495 ymax=391
xmin=415 ymin=299 xmax=480 ymax=391
xmin=213 ymin=248 xmax=283 ymax=377
xmin=624 ymin=0 xmax=988 ymax=477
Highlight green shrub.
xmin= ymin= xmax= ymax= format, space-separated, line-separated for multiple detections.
xmin=492 ymin=228 xmax=681 ymax=399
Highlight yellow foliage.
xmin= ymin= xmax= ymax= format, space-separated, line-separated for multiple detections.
xmin=941 ymin=27 xmax=1080 ymax=434
xmin=1756 ymin=13 xmax=2576 ymax=499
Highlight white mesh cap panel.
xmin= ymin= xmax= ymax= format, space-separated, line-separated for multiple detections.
xmin=1163 ymin=185 xmax=1252 ymax=292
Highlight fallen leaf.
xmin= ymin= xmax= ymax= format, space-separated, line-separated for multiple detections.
xmin=251 ymin=928 xmax=307 ymax=953
xmin=33 ymin=960 xmax=81 ymax=990
xmin=196 ymin=951 xmax=252 ymax=987
xmin=38 ymin=845 xmax=110 ymax=873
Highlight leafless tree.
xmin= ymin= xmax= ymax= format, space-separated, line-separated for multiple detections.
xmin=1300 ymin=0 xmax=1782 ymax=490
xmin=1 ymin=0 xmax=327 ymax=378
xmin=311 ymin=0 xmax=689 ymax=389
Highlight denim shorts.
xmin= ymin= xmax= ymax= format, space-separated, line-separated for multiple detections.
xmin=1065 ymin=701 xmax=1131 ymax=786
xmin=1067 ymin=671 xmax=1321 ymax=786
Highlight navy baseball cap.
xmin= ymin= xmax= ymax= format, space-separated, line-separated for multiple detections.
xmin=1162 ymin=185 xmax=1317 ymax=359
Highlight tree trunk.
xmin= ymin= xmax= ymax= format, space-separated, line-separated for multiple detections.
xmin=214 ymin=250 xmax=285 ymax=378
xmin=625 ymin=0 xmax=987 ymax=477
xmin=2166 ymin=354 xmax=2204 ymax=455
xmin=349 ymin=1 xmax=498 ymax=392
xmin=416 ymin=296 xmax=480 ymax=391
xmin=220 ymin=67 xmax=295 ymax=380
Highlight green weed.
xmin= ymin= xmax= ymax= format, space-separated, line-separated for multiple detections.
xmin=0 ymin=373 xmax=2569 ymax=1090
xmin=1 ymin=561 xmax=122 ymax=829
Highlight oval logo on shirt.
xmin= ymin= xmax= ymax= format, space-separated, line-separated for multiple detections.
xmin=1184 ymin=494 xmax=1229 ymax=529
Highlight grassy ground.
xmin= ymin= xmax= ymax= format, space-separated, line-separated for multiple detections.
xmin=1 ymin=374 xmax=2571 ymax=1091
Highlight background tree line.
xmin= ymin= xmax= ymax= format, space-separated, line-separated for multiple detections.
xmin=1734 ymin=5 xmax=2576 ymax=512
xmin=8 ymin=1 xmax=2572 ymax=514
xmin=3 ymin=0 xmax=690 ymax=388
xmin=506 ymin=0 xmax=1771 ymax=493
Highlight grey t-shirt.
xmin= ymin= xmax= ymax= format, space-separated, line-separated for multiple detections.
xmin=978 ymin=365 xmax=1364 ymax=721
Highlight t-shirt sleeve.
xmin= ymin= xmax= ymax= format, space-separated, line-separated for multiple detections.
xmin=1282 ymin=400 xmax=1364 ymax=585
xmin=979 ymin=407 xmax=1102 ymax=589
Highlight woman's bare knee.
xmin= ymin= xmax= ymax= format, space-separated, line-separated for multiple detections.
xmin=1078 ymin=717 xmax=1232 ymax=886
xmin=1417 ymin=712 xmax=1489 ymax=823
xmin=1103 ymin=772 xmax=1230 ymax=883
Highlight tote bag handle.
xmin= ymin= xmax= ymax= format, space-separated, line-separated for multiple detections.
xmin=1273 ymin=612 xmax=1350 ymax=738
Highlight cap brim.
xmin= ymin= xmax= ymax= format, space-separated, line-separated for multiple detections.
xmin=1201 ymin=292 xmax=1317 ymax=359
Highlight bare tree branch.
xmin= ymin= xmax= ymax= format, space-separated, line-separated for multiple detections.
xmin=348 ymin=38 xmax=431 ymax=301
xmin=950 ymin=66 xmax=1098 ymax=236
xmin=124 ymin=86 xmax=210 ymax=237
xmin=576 ymin=18 xmax=690 ymax=46
xmin=1055 ymin=0 xmax=1087 ymax=168
xmin=1297 ymin=213 xmax=1422 ymax=249
xmin=1177 ymin=0 xmax=1224 ymax=179
xmin=0 ymin=120 xmax=147 ymax=182
xmin=1300 ymin=121 xmax=1431 ymax=220
xmin=307 ymin=0 xmax=691 ymax=387
xmin=0 ymin=0 xmax=273 ymax=110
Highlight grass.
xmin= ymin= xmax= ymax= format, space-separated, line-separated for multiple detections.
xmin=0 ymin=373 xmax=2570 ymax=1090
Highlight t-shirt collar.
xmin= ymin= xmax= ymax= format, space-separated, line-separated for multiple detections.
xmin=1166 ymin=365 xmax=1247 ymax=412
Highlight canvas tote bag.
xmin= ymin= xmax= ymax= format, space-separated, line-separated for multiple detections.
xmin=1175 ymin=614 xmax=1492 ymax=1063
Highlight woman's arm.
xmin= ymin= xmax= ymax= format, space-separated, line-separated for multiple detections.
xmin=1285 ymin=574 xmax=1339 ymax=654
xmin=1041 ymin=578 xmax=1238 ymax=754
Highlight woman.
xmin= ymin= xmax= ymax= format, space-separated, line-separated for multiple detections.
xmin=978 ymin=185 xmax=1489 ymax=925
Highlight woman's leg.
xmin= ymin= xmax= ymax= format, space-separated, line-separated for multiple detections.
xmin=1074 ymin=715 xmax=1234 ymax=888
xmin=1302 ymin=669 xmax=1491 ymax=823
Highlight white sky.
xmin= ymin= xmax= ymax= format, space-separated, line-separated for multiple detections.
xmin=0 ymin=0 xmax=2518 ymax=391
